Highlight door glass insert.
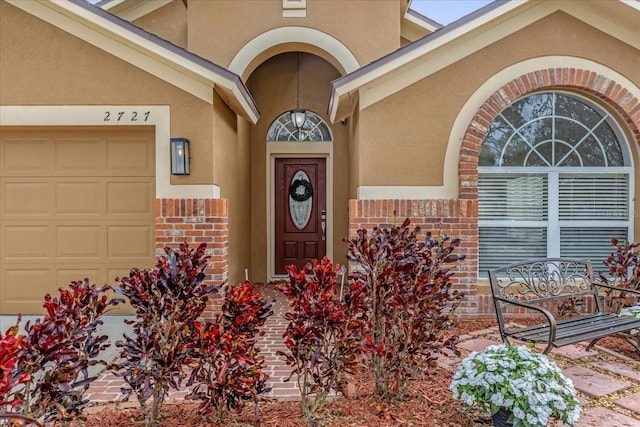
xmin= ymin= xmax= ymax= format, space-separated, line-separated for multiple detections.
xmin=289 ymin=170 xmax=313 ymax=229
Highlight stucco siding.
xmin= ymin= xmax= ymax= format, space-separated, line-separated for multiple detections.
xmin=186 ymin=0 xmax=400 ymax=70
xmin=356 ymin=11 xmax=639 ymax=188
xmin=0 ymin=1 xmax=219 ymax=186
xmin=132 ymin=0 xmax=188 ymax=49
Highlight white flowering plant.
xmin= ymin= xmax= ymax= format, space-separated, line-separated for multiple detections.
xmin=450 ymin=344 xmax=580 ymax=427
xmin=619 ymin=305 xmax=640 ymax=319
xmin=619 ymin=305 xmax=640 ymax=335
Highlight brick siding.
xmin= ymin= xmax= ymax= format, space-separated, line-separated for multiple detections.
xmin=155 ymin=198 xmax=229 ymax=318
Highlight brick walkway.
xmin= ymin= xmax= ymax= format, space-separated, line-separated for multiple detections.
xmin=86 ymin=289 xmax=640 ymax=426
xmin=85 ymin=284 xmax=299 ymax=403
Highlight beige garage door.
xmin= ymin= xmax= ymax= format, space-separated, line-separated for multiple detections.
xmin=0 ymin=126 xmax=155 ymax=314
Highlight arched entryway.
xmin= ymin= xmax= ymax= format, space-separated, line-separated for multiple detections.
xmin=246 ymin=51 xmax=350 ymax=281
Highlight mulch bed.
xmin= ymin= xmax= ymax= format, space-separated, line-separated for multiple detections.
xmin=80 ymin=319 xmax=639 ymax=427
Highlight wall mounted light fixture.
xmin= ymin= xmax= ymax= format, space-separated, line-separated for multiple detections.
xmin=289 ymin=52 xmax=307 ymax=131
xmin=170 ymin=137 xmax=190 ymax=175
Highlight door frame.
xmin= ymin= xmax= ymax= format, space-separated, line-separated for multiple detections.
xmin=266 ymin=142 xmax=333 ymax=279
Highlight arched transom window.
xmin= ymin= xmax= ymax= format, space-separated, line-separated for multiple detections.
xmin=267 ymin=110 xmax=333 ymax=142
xmin=478 ymin=92 xmax=633 ymax=275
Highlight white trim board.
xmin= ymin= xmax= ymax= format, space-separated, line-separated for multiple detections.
xmin=0 ymin=105 xmax=220 ymax=199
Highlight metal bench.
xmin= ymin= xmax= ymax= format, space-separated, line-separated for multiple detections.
xmin=489 ymin=258 xmax=640 ymax=355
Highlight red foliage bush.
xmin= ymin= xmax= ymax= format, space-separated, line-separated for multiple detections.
xmin=276 ymin=257 xmax=369 ymax=425
xmin=346 ymin=219 xmax=464 ymax=400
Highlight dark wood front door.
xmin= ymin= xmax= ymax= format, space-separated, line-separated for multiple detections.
xmin=275 ymin=158 xmax=326 ymax=275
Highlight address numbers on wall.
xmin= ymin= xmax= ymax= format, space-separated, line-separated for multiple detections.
xmin=103 ymin=110 xmax=151 ymax=122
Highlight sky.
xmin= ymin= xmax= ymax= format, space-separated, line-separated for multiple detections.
xmin=409 ymin=0 xmax=494 ymax=25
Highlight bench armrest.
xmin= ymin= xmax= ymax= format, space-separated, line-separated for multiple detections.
xmin=593 ymin=282 xmax=640 ymax=296
xmin=493 ymin=295 xmax=558 ymax=346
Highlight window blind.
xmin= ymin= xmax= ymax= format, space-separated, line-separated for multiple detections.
xmin=559 ymin=174 xmax=628 ymax=221
xmin=560 ymin=227 xmax=628 ymax=273
xmin=479 ymin=175 xmax=547 ymax=221
xmin=479 ymin=227 xmax=547 ymax=273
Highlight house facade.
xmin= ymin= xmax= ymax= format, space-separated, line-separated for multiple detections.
xmin=0 ymin=0 xmax=638 ymax=317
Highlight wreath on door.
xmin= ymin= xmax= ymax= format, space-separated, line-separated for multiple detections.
xmin=289 ymin=179 xmax=313 ymax=202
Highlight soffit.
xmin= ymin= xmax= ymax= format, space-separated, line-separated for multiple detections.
xmin=5 ymin=0 xmax=260 ymax=124
xmin=329 ymin=0 xmax=640 ymax=122
xmin=95 ymin=0 xmax=172 ymax=21
xmin=401 ymin=0 xmax=441 ymax=42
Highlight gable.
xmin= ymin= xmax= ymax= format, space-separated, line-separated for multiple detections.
xmin=329 ymin=0 xmax=640 ymax=122
xmin=2 ymin=0 xmax=259 ymax=123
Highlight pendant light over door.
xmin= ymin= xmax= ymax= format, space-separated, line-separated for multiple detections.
xmin=290 ymin=52 xmax=306 ymax=130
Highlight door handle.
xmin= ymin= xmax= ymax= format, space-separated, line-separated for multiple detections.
xmin=321 ymin=210 xmax=326 ymax=241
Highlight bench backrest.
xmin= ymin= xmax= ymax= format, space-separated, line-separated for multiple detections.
xmin=488 ymin=258 xmax=602 ymax=322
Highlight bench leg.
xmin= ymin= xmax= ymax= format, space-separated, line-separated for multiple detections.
xmin=586 ymin=338 xmax=601 ymax=351
xmin=586 ymin=335 xmax=640 ymax=354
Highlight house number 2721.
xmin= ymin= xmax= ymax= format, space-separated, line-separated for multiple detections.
xmin=104 ymin=111 xmax=151 ymax=122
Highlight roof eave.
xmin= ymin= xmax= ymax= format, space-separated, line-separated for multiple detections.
xmin=330 ymin=0 xmax=640 ymax=121
xmin=6 ymin=0 xmax=259 ymax=123
xmin=97 ymin=0 xmax=173 ymax=22
xmin=329 ymin=0 xmax=518 ymax=121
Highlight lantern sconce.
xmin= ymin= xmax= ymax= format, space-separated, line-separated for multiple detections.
xmin=170 ymin=137 xmax=190 ymax=175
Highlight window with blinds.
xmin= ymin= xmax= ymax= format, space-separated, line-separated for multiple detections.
xmin=478 ymin=92 xmax=632 ymax=276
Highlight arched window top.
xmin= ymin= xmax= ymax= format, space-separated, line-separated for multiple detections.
xmin=479 ymin=92 xmax=630 ymax=167
xmin=267 ymin=110 xmax=333 ymax=142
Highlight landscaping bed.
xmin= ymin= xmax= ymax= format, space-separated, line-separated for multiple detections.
xmin=79 ymin=319 xmax=640 ymax=427
xmin=82 ymin=319 xmax=495 ymax=427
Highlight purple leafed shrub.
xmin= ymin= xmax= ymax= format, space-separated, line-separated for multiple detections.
xmin=276 ymin=257 xmax=369 ymax=425
xmin=186 ymin=281 xmax=273 ymax=423
xmin=598 ymin=238 xmax=640 ymax=313
xmin=346 ymin=218 xmax=464 ymax=400
xmin=7 ymin=280 xmax=121 ymax=426
xmin=111 ymin=243 xmax=218 ymax=426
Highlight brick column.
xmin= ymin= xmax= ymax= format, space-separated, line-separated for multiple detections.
xmin=349 ymin=199 xmax=481 ymax=317
xmin=155 ymin=198 xmax=229 ymax=318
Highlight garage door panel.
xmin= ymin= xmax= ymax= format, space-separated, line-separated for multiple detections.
xmin=55 ymin=139 xmax=106 ymax=175
xmin=56 ymin=226 xmax=102 ymax=259
xmin=107 ymin=138 xmax=154 ymax=176
xmin=4 ymin=226 xmax=53 ymax=260
xmin=107 ymin=181 xmax=153 ymax=215
xmin=56 ymin=182 xmax=104 ymax=216
xmin=3 ymin=181 xmax=53 ymax=216
xmin=1 ymin=126 xmax=155 ymax=314
xmin=56 ymin=269 xmax=105 ymax=290
xmin=2 ymin=139 xmax=54 ymax=175
xmin=107 ymin=225 xmax=153 ymax=258
xmin=1 ymin=268 xmax=56 ymax=314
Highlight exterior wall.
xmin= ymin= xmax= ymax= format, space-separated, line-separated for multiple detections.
xmin=186 ymin=0 xmax=400 ymax=69
xmin=350 ymin=11 xmax=640 ymax=317
xmin=213 ymin=91 xmax=252 ymax=286
xmin=353 ymin=68 xmax=640 ymax=318
xmin=0 ymin=2 xmax=235 ymax=313
xmin=357 ymin=11 xmax=639 ymax=187
xmin=0 ymin=1 xmax=216 ymax=186
xmin=132 ymin=0 xmax=188 ymax=49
